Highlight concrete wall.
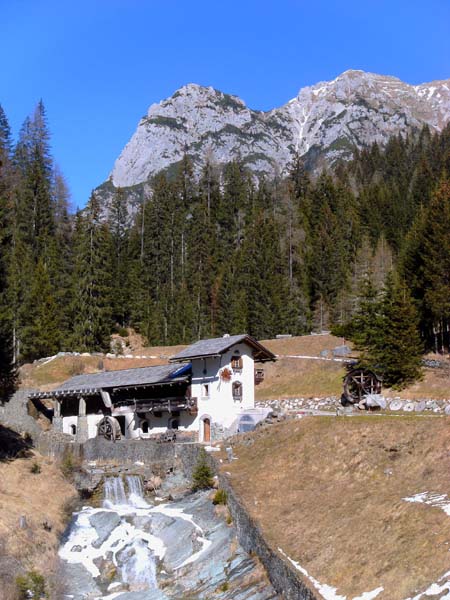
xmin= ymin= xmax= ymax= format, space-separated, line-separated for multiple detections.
xmin=217 ymin=471 xmax=319 ymax=600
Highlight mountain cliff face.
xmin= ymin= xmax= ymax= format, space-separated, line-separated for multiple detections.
xmin=101 ymin=69 xmax=450 ymax=195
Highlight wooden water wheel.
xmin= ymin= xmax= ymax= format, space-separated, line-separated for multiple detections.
xmin=342 ymin=368 xmax=382 ymax=405
xmin=97 ymin=416 xmax=121 ymax=441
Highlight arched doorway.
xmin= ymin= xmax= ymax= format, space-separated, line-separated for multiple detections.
xmin=70 ymin=424 xmax=77 ymax=436
xmin=202 ymin=417 xmax=211 ymax=443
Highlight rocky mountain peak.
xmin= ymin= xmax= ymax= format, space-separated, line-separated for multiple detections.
xmin=107 ymin=70 xmax=450 ymax=191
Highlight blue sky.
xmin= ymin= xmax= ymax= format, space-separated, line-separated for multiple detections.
xmin=1 ymin=0 xmax=449 ymax=209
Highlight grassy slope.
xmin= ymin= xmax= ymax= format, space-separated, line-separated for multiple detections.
xmin=19 ymin=333 xmax=450 ymax=400
xmin=222 ymin=416 xmax=450 ymax=599
xmin=0 ymin=441 xmax=77 ymax=598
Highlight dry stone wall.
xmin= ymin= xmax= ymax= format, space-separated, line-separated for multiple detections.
xmin=217 ymin=470 xmax=318 ymax=600
xmin=257 ymin=396 xmax=450 ymax=414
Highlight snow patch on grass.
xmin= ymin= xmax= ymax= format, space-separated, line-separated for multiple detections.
xmin=278 ymin=548 xmax=383 ymax=600
xmin=403 ymin=491 xmax=450 ymax=516
xmin=403 ymin=570 xmax=450 ymax=600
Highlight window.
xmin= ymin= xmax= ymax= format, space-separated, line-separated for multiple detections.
xmin=202 ymin=384 xmax=209 ymax=398
xmin=70 ymin=424 xmax=77 ymax=436
xmin=141 ymin=421 xmax=149 ymax=434
xmin=232 ymin=381 xmax=243 ymax=400
xmin=168 ymin=418 xmax=179 ymax=430
xmin=231 ymin=355 xmax=243 ymax=371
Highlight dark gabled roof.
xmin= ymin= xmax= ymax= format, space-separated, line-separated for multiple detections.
xmin=28 ymin=363 xmax=190 ymax=399
xmin=170 ymin=334 xmax=276 ymax=363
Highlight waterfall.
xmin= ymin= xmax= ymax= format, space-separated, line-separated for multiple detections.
xmin=104 ymin=476 xmax=128 ymax=506
xmin=127 ymin=475 xmax=148 ymax=508
xmin=120 ymin=538 xmax=158 ymax=590
xmin=126 ymin=474 xmax=148 ymax=508
xmin=103 ymin=475 xmax=147 ymax=508
xmin=126 ymin=475 xmax=144 ymax=498
xmin=100 ymin=475 xmax=158 ymax=590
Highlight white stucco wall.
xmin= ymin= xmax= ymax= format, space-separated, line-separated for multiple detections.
xmin=61 ymin=340 xmax=258 ymax=442
xmin=190 ymin=341 xmax=256 ymax=441
xmin=110 ymin=405 xmax=198 ymax=438
xmin=62 ymin=414 xmax=105 ymax=438
xmin=62 ymin=416 xmax=78 ymax=436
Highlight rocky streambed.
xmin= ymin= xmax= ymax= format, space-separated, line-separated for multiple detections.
xmin=59 ymin=475 xmax=278 ymax=600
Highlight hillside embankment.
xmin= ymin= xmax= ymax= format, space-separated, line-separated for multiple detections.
xmin=219 ymin=415 xmax=450 ymax=600
xmin=0 ymin=425 xmax=78 ymax=599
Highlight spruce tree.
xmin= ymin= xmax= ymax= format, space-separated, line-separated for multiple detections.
xmin=108 ymin=187 xmax=130 ymax=327
xmin=421 ymin=179 xmax=450 ymax=351
xmin=377 ymin=274 xmax=423 ymax=388
xmin=20 ymin=258 xmax=61 ymax=361
xmin=348 ymin=276 xmax=384 ymax=370
xmin=70 ymin=196 xmax=113 ymax=352
xmin=0 ymin=104 xmax=17 ymax=399
xmin=0 ymin=315 xmax=17 ymax=402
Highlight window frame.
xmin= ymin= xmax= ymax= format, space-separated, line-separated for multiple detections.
xmin=232 ymin=381 xmax=243 ymax=400
xmin=231 ymin=355 xmax=243 ymax=372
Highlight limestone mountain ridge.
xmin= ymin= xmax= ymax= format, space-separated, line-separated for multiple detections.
xmin=95 ymin=69 xmax=450 ymax=212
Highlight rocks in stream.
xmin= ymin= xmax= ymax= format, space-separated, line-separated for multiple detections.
xmin=60 ymin=480 xmax=278 ymax=600
xmin=113 ymin=591 xmax=169 ymax=599
xmin=60 ymin=562 xmax=102 ymax=600
xmin=89 ymin=510 xmax=121 ymax=548
xmin=151 ymin=512 xmax=198 ymax=569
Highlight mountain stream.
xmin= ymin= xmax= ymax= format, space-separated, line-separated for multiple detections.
xmin=59 ymin=475 xmax=278 ymax=600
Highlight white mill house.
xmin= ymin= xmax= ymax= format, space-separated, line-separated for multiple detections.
xmin=29 ymin=335 xmax=275 ymax=443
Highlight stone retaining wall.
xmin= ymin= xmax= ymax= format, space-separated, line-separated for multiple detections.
xmin=36 ymin=432 xmax=208 ymax=480
xmin=81 ymin=437 xmax=176 ymax=465
xmin=217 ymin=469 xmax=318 ymax=600
xmin=257 ymin=396 xmax=450 ymax=414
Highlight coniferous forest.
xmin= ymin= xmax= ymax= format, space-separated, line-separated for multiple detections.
xmin=1 ymin=101 xmax=450 ymax=394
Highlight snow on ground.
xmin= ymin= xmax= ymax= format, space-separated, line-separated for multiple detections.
xmin=403 ymin=491 xmax=450 ymax=516
xmin=59 ymin=505 xmax=166 ymax=578
xmin=401 ymin=492 xmax=450 ymax=599
xmin=403 ymin=571 xmax=450 ymax=600
xmin=278 ymin=548 xmax=383 ymax=600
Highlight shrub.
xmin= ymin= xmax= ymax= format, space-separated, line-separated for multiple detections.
xmin=212 ymin=489 xmax=227 ymax=505
xmin=68 ymin=358 xmax=85 ymax=377
xmin=192 ymin=449 xmax=214 ymax=491
xmin=60 ymin=450 xmax=80 ymax=480
xmin=16 ymin=570 xmax=47 ymax=599
xmin=115 ymin=326 xmax=129 ymax=337
xmin=30 ymin=461 xmax=41 ymax=474
xmin=218 ymin=581 xmax=229 ymax=592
